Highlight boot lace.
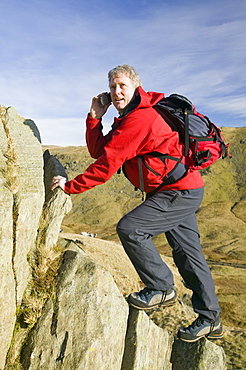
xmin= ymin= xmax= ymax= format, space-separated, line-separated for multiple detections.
xmin=189 ymin=317 xmax=215 ymax=333
xmin=138 ymin=287 xmax=153 ymax=298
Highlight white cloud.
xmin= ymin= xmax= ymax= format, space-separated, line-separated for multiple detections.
xmin=37 ymin=114 xmax=114 ymax=147
xmin=37 ymin=117 xmax=86 ymax=146
xmin=207 ymin=96 xmax=246 ymax=117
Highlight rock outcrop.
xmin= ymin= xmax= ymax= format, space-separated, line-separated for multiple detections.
xmin=20 ymin=242 xmax=129 ymax=370
xmin=0 ymin=105 xmax=227 ymax=369
xmin=0 ymin=106 xmax=72 ymax=369
xmin=0 ymin=106 xmax=45 ymax=369
xmin=18 ymin=240 xmax=227 ymax=370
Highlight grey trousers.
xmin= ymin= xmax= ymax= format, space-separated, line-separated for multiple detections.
xmin=116 ymin=187 xmax=220 ymax=321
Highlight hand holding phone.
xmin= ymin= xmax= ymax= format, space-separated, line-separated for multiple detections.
xmin=90 ymin=92 xmax=111 ymax=119
xmin=100 ymin=93 xmax=111 ymax=106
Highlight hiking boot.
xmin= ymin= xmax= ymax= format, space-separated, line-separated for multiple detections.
xmin=178 ymin=316 xmax=224 ymax=342
xmin=127 ymin=287 xmax=177 ymax=310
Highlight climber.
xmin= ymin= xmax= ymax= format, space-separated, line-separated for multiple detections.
xmin=51 ymin=64 xmax=223 ymax=342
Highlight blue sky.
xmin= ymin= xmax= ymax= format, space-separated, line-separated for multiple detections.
xmin=1 ymin=0 xmax=245 ymax=146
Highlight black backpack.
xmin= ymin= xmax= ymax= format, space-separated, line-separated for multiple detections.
xmin=144 ymin=94 xmax=230 ymax=198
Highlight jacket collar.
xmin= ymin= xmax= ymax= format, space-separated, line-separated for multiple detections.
xmin=112 ymin=87 xmax=164 ymax=128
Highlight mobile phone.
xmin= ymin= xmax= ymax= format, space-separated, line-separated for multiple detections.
xmin=100 ymin=93 xmax=111 ymax=106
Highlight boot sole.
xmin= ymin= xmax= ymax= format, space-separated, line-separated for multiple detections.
xmin=178 ymin=330 xmax=224 ymax=342
xmin=207 ymin=332 xmax=224 ymax=340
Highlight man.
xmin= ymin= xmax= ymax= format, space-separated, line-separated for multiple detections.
xmin=51 ymin=64 xmax=223 ymax=342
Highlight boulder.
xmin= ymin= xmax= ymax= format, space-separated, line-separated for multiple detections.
xmin=171 ymin=338 xmax=227 ymax=369
xmin=20 ymin=241 xmax=129 ymax=370
xmin=122 ymin=307 xmax=173 ymax=370
xmin=36 ymin=150 xmax=72 ymax=252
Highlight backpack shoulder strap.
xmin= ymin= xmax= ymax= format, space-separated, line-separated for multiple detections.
xmin=146 ymin=161 xmax=189 ymax=199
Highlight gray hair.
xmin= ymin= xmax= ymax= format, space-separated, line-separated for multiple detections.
xmin=108 ymin=64 xmax=142 ymax=88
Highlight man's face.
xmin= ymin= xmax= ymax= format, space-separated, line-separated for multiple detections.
xmin=109 ymin=73 xmax=137 ymax=115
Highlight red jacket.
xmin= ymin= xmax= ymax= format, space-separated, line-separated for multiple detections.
xmin=64 ymin=87 xmax=204 ymax=195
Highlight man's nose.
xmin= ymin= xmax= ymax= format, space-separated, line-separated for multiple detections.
xmin=115 ymin=85 xmax=121 ymax=95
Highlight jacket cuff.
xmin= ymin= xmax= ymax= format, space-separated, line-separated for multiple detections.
xmin=64 ymin=181 xmax=72 ymax=194
xmin=86 ymin=113 xmax=103 ymax=130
